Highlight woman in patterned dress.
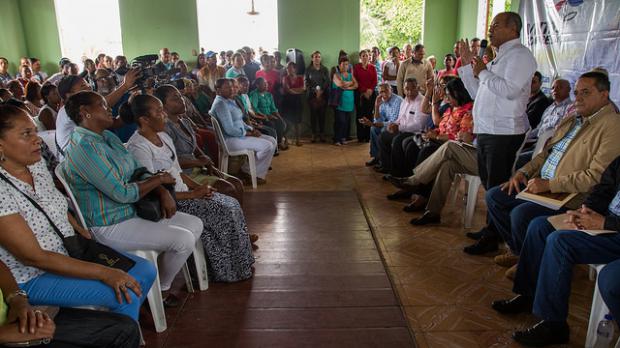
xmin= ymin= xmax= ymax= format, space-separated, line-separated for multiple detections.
xmin=122 ymin=94 xmax=255 ymax=282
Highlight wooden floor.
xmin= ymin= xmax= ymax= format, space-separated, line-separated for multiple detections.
xmin=142 ymin=140 xmax=596 ymax=347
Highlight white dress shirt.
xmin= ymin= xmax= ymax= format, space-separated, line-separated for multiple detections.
xmin=54 ymin=106 xmax=76 ymax=158
xmin=458 ymin=38 xmax=537 ymax=135
xmin=394 ymin=93 xmax=430 ymax=133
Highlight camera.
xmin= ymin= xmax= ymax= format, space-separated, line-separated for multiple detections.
xmin=130 ymin=54 xmax=179 ymax=92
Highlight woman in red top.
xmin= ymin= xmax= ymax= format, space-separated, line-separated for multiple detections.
xmin=256 ymin=55 xmax=280 ymax=95
xmin=437 ymin=54 xmax=458 ymax=79
xmin=353 ymin=49 xmax=377 ymax=142
xmin=281 ymin=62 xmax=306 ymax=146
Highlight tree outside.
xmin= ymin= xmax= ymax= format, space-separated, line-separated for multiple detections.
xmin=360 ymin=0 xmax=424 ymax=55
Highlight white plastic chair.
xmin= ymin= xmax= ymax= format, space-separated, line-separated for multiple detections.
xmin=210 ymin=115 xmax=258 ymax=189
xmin=585 ymin=264 xmax=610 ymax=348
xmin=454 ymin=129 xmax=532 ymax=229
xmin=54 ymin=165 xmax=209 ymax=333
xmin=38 ymin=130 xmax=58 ymax=159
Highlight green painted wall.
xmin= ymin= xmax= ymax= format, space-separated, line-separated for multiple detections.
xmin=423 ymin=0 xmax=458 ymax=69
xmin=457 ymin=0 xmax=479 ymax=40
xmin=278 ymin=0 xmax=359 ymax=69
xmin=18 ymin=0 xmax=62 ymax=74
xmin=118 ymin=0 xmax=200 ymax=61
xmin=0 ymin=0 xmax=28 ymax=72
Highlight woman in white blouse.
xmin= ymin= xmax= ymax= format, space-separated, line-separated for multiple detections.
xmin=123 ymin=95 xmax=255 ymax=282
xmin=0 ymin=104 xmax=156 ymax=322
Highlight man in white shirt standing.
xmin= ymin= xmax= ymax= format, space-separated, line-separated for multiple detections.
xmin=457 ymin=12 xmax=537 ymax=254
xmin=377 ymin=78 xmax=431 ymax=177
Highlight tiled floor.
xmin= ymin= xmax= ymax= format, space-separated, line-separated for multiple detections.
xmin=143 ymin=140 xmax=598 ymax=347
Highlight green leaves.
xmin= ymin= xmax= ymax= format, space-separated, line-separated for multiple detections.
xmin=360 ymin=0 xmax=424 ymax=54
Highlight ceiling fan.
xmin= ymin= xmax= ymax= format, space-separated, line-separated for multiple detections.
xmin=247 ymin=0 xmax=259 ymax=15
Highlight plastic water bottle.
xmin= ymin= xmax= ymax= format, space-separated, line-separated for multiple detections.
xmin=593 ymin=314 xmax=615 ymax=348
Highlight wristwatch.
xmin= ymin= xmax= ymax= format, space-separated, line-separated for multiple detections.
xmin=5 ymin=289 xmax=28 ymax=304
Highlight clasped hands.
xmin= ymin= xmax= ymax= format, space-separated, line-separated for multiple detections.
xmin=565 ymin=205 xmax=605 ymax=231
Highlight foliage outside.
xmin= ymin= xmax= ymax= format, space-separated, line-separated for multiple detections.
xmin=360 ymin=0 xmax=424 ymax=55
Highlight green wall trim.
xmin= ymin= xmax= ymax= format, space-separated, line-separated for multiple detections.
xmin=423 ymin=0 xmax=458 ymax=69
xmin=18 ymin=0 xmax=62 ymax=74
xmin=0 ymin=0 xmax=28 ymax=72
xmin=119 ymin=0 xmax=200 ymax=63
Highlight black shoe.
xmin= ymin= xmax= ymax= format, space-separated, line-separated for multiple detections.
xmin=410 ymin=211 xmax=441 ymax=225
xmin=387 ymin=189 xmax=413 ymax=201
xmin=463 ymin=236 xmax=499 ymax=255
xmin=365 ymin=158 xmax=379 ymax=166
xmin=491 ymin=295 xmax=533 ymax=314
xmin=374 ymin=166 xmax=389 ymax=174
xmin=163 ymin=293 xmax=182 ymax=308
xmin=466 ymin=228 xmax=487 ymax=240
xmin=386 ymin=175 xmax=410 ymax=189
xmin=403 ymin=202 xmax=425 ymax=212
xmin=513 ymin=320 xmax=570 ymax=346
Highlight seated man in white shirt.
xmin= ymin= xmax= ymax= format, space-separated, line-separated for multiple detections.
xmin=210 ymin=78 xmax=276 ymax=184
xmin=377 ymin=78 xmax=431 ymax=176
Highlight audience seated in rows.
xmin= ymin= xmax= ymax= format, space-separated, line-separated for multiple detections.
xmin=61 ymin=91 xmax=203 ymax=307
xmin=376 ymin=78 xmax=431 ymax=176
xmin=387 ymin=78 xmax=475 ymax=224
xmin=123 ymin=94 xmax=255 ymax=282
xmin=153 ymin=84 xmax=243 ymax=201
xmin=492 ymin=154 xmax=620 ymax=346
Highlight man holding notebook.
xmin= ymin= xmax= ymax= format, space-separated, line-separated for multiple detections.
xmin=474 ymin=72 xmax=620 ymax=273
xmin=491 ymin=155 xmax=620 ymax=346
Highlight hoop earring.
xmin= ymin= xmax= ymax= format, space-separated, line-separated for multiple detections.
xmin=85 ymin=113 xmax=92 ymax=119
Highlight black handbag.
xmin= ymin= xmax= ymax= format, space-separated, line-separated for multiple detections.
xmin=0 ymin=172 xmax=135 ymax=272
xmin=129 ymin=167 xmax=176 ymax=222
xmin=327 ymin=86 xmax=342 ymax=107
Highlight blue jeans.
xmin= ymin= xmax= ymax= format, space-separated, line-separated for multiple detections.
xmin=599 ymin=259 xmax=620 ymax=326
xmin=486 ymin=185 xmax=560 ymax=253
xmin=20 ymin=253 xmax=156 ymax=321
xmin=369 ymin=126 xmax=384 ymax=158
xmin=333 ymin=110 xmax=351 ymax=143
xmin=514 ymin=217 xmax=620 ymax=322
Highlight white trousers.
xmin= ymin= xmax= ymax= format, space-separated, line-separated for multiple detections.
xmin=92 ymin=212 xmax=203 ymax=290
xmin=225 ymin=135 xmax=276 ymax=179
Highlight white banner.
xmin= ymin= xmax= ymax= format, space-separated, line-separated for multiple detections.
xmin=519 ymin=0 xmax=620 ymax=105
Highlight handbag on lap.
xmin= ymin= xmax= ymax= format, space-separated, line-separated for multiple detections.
xmin=0 ymin=172 xmax=135 ymax=272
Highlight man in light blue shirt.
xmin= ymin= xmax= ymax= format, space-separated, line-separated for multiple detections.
xmin=361 ymin=83 xmax=403 ymax=166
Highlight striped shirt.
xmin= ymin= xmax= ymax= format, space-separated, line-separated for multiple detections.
xmin=540 ymin=117 xmax=583 ymax=180
xmin=61 ymin=127 xmax=140 ymax=227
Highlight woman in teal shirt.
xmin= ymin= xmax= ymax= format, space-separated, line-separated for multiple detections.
xmin=61 ymin=91 xmax=204 ymax=306
xmin=332 ymin=56 xmax=358 ymax=145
